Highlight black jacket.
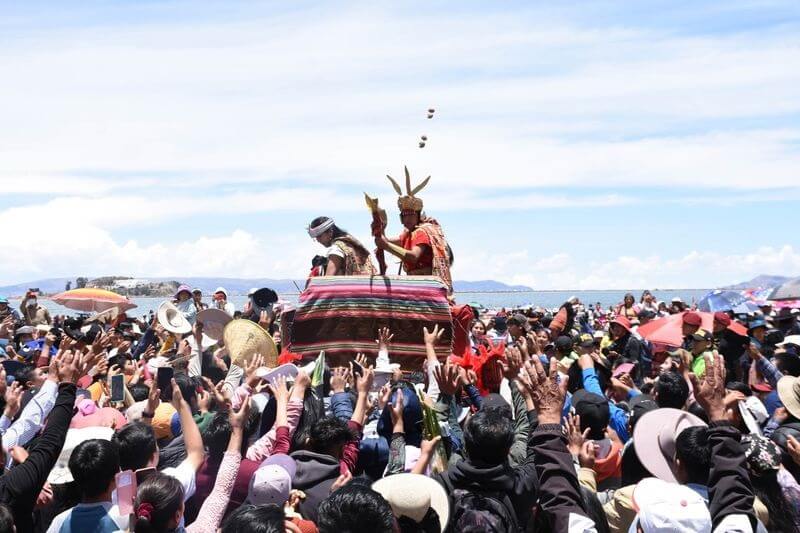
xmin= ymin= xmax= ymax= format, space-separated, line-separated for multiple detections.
xmin=0 ymin=383 xmax=76 ymax=532
xmin=706 ymin=421 xmax=757 ymax=531
xmin=435 ymin=421 xmax=539 ymax=526
xmin=290 ymin=450 xmax=342 ymax=523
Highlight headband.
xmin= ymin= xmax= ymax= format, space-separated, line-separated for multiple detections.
xmin=307 ymin=218 xmax=334 ymax=238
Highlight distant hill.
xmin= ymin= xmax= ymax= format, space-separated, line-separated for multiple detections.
xmin=0 ymin=276 xmax=533 ymax=297
xmin=724 ymin=274 xmax=793 ymax=290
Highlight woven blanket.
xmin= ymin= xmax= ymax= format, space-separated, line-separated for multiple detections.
xmin=288 ymin=276 xmax=453 ymax=367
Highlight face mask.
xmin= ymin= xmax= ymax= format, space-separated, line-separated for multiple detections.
xmin=27 ymin=299 xmax=37 ymax=307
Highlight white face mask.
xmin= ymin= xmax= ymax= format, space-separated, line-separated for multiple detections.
xmin=27 ymin=299 xmax=37 ymax=307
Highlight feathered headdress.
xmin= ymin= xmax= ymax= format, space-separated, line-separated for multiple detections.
xmin=387 ymin=166 xmax=430 ymax=212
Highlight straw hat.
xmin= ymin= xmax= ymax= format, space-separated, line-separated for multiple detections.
xmin=633 ymin=408 xmax=706 ymax=483
xmin=372 ymin=473 xmax=449 ymax=531
xmin=157 ymin=301 xmax=191 ymax=335
xmin=223 ymin=319 xmax=277 ymax=367
xmin=196 ymin=308 xmax=232 ymax=341
xmin=778 ymin=375 xmax=800 ymax=419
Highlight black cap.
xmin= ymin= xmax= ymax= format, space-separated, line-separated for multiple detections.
xmin=480 ymin=393 xmax=512 ymax=419
xmin=572 ymin=390 xmax=610 ymax=440
xmin=637 ymin=309 xmax=656 ymax=320
xmin=555 ymin=335 xmax=573 ymax=353
xmin=628 ymin=394 xmax=658 ymax=431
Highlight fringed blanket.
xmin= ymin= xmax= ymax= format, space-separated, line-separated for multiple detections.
xmin=288 ymin=275 xmax=453 ymax=368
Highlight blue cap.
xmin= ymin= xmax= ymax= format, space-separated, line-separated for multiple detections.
xmin=749 ymin=318 xmax=768 ymax=330
xmin=0 ymin=295 xmax=8 ymax=304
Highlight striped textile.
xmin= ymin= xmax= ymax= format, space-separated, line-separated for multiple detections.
xmin=288 ymin=275 xmax=453 ymax=367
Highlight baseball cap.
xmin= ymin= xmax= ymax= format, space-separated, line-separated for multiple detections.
xmin=555 ymin=335 xmax=573 ymax=353
xmin=577 ymin=333 xmax=595 ymax=348
xmin=682 ymin=312 xmax=702 ymax=327
xmin=637 ymin=309 xmax=656 ymax=320
xmin=778 ymin=335 xmax=800 ymax=348
xmin=628 ymin=394 xmax=658 ymax=432
xmin=248 ymin=454 xmax=297 ymax=506
xmin=571 ymin=390 xmax=610 ymax=440
xmin=507 ymin=313 xmax=531 ymax=332
xmin=690 ymin=329 xmax=712 ymax=342
xmin=749 ymin=317 xmax=768 ymax=330
xmin=0 ymin=295 xmax=8 ymax=304
xmin=631 ymin=477 xmax=711 ymax=532
xmin=611 ymin=316 xmax=632 ymax=332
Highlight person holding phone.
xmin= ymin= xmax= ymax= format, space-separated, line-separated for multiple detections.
xmin=20 ymin=290 xmax=51 ymax=327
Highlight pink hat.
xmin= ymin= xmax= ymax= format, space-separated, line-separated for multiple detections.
xmin=247 ymin=454 xmax=296 ymax=506
xmin=633 ymin=408 xmax=706 ymax=483
xmin=611 ymin=316 xmax=632 ymax=332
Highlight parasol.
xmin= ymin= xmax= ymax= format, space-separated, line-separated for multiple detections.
xmin=768 ymin=278 xmax=800 ymax=301
xmin=697 ymin=290 xmax=747 ymax=312
xmin=637 ymin=311 xmax=747 ymax=348
xmin=50 ymin=288 xmax=137 ymax=313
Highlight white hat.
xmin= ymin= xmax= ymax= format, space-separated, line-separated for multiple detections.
xmin=48 ymin=426 xmax=115 ymax=484
xmin=248 ymin=454 xmax=296 ymax=506
xmin=372 ymin=473 xmax=450 ymax=531
xmin=213 ymin=287 xmax=228 ymax=298
xmin=196 ymin=308 xmax=233 ymax=341
xmin=671 ymin=297 xmax=684 ymax=304
xmin=255 ymin=363 xmax=299 ymax=382
xmin=157 ymin=301 xmax=191 ymax=335
xmin=778 ymin=335 xmax=800 ymax=347
xmin=187 ymin=332 xmax=218 ymax=352
xmin=629 ymin=477 xmax=711 ymax=532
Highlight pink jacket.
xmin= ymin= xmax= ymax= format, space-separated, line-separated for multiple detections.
xmin=186 ymin=451 xmax=241 ymax=533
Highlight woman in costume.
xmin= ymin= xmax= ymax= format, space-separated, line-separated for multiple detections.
xmin=307 ymin=216 xmax=376 ymax=276
xmin=373 ymin=167 xmax=454 ymax=293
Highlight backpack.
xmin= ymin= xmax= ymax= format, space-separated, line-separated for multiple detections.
xmin=448 ymin=487 xmax=522 ymax=533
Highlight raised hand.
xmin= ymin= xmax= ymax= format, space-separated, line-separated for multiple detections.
xmin=423 ymin=324 xmax=444 ymax=346
xmin=169 ymin=378 xmax=185 ymax=411
xmin=502 ymin=345 xmax=523 ymax=380
xmin=433 ymin=362 xmax=460 ymax=396
xmin=376 ymin=327 xmax=394 ymax=350
xmin=4 ymin=382 xmax=23 ymax=418
xmin=330 ymin=367 xmax=351 ymax=394
xmin=244 ymin=353 xmax=265 ymax=388
xmin=689 ymin=352 xmax=726 ymax=421
xmin=355 ymin=365 xmax=375 ymax=394
xmin=565 ymin=414 xmax=590 ymax=456
xmin=520 ymin=357 xmax=568 ymax=425
xmin=229 ymin=395 xmax=251 ymax=430
xmin=390 ymin=388 xmax=405 ymax=430
xmin=267 ymin=375 xmax=291 ymax=405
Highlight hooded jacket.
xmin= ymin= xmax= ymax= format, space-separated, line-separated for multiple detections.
xmin=290 ymin=449 xmax=342 ymax=523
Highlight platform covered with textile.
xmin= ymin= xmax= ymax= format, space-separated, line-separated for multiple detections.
xmin=288 ymin=275 xmax=453 ymax=367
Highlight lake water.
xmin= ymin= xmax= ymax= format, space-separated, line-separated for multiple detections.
xmin=28 ymin=288 xmax=712 ymax=318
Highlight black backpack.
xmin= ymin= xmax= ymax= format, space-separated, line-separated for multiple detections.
xmin=447 ymin=487 xmax=522 ymax=533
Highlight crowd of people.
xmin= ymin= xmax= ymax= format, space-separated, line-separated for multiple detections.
xmin=0 ymin=282 xmax=799 ymax=533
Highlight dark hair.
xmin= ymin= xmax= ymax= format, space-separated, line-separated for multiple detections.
xmin=310 ymin=217 xmax=347 ymax=240
xmin=317 ymin=484 xmax=394 ymax=533
xmin=111 ymin=353 xmax=133 ymax=373
xmin=675 ymin=426 xmax=711 ymax=484
xmin=750 ymin=469 xmax=799 ymax=532
xmin=777 ymin=353 xmax=800 ymax=378
xmin=129 ymin=383 xmax=150 ymax=403
xmin=639 ymin=290 xmax=652 ymax=303
xmin=726 ymin=381 xmax=753 ymax=397
xmin=312 ymin=255 xmax=329 ymax=268
xmin=173 ymin=373 xmax=197 ymax=411
xmin=134 ymin=473 xmax=184 ymax=533
xmin=292 ymin=388 xmax=327 ymax=451
xmin=308 ymin=417 xmax=355 ymax=456
xmin=620 ymin=442 xmax=653 ymax=486
xmin=113 ymin=421 xmax=157 ymax=471
xmin=70 ymin=439 xmax=120 ymax=498
xmin=568 ymin=361 xmax=610 ymax=395
xmin=221 ymin=504 xmax=286 ymax=533
xmin=203 ymin=411 xmax=232 ymax=462
xmin=639 ymin=382 xmax=654 ymax=395
xmin=15 ymin=364 xmax=36 ymax=389
xmin=0 ymin=503 xmax=13 ymax=533
xmin=687 ymin=400 xmax=709 ymax=423
xmin=654 ymin=371 xmax=689 ymax=409
xmin=464 ymin=409 xmax=513 ymax=465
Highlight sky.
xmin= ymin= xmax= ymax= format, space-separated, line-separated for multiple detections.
xmin=1 ymin=0 xmax=799 ymax=289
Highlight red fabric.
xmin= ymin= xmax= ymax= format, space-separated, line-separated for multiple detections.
xmin=468 ymin=343 xmax=507 ymax=395
xmin=400 ymin=229 xmax=433 ymax=272
xmin=194 ymin=456 xmax=261 ymax=518
xmin=550 ymin=308 xmax=568 ymax=334
xmin=450 ymin=305 xmax=474 ymax=358
xmin=342 ymin=420 xmax=362 ymax=474
xmin=278 ymin=350 xmax=302 ymax=366
xmin=611 ymin=316 xmax=632 ymax=332
xmin=593 ymin=439 xmax=623 ymax=482
xmin=274 ymin=426 xmax=291 ymax=455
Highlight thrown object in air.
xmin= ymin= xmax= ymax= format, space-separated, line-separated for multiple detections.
xmin=421 ymin=135 xmax=428 ymax=141
xmin=419 ymin=142 xmax=426 ymax=148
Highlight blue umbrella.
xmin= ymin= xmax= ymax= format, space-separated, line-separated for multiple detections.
xmin=697 ymin=290 xmax=748 ymax=312
xmin=732 ymin=301 xmax=761 ymax=315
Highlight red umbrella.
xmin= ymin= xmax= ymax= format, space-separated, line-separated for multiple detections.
xmin=50 ymin=288 xmax=137 ymax=313
xmin=637 ymin=311 xmax=747 ymax=348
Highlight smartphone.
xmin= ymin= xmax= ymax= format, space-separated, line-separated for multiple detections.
xmin=111 ymin=374 xmax=125 ymax=402
xmin=115 ymin=470 xmax=137 ymax=516
xmin=156 ymin=366 xmax=174 ymax=401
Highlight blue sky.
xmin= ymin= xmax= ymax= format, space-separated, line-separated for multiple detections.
xmin=1 ymin=0 xmax=799 ymax=288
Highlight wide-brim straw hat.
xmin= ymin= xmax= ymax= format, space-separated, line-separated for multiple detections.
xmin=196 ymin=308 xmax=233 ymax=341
xmin=157 ymin=301 xmax=192 ymax=335
xmin=224 ymin=319 xmax=277 ymax=368
xmin=633 ymin=408 xmax=706 ymax=483
xmin=778 ymin=375 xmax=800 ymax=420
xmin=372 ymin=473 xmax=450 ymax=531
